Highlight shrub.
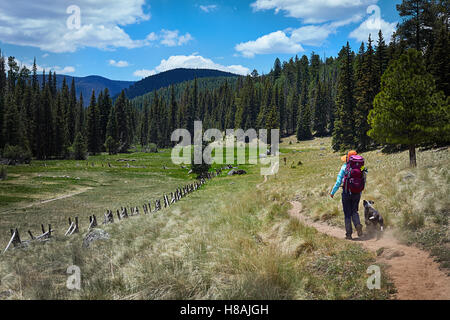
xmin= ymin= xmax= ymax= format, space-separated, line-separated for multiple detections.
xmin=105 ymin=136 xmax=118 ymax=155
xmin=190 ymin=142 xmax=210 ymax=179
xmin=2 ymin=145 xmax=32 ymax=164
xmin=72 ymin=133 xmax=87 ymax=160
xmin=143 ymin=143 xmax=158 ymax=153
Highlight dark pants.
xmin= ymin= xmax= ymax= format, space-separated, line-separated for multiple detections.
xmin=342 ymin=191 xmax=362 ymax=237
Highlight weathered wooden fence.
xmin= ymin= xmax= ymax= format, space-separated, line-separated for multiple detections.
xmin=2 ymin=168 xmax=223 ymax=254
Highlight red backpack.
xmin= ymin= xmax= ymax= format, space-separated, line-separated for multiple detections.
xmin=343 ymin=155 xmax=366 ymax=194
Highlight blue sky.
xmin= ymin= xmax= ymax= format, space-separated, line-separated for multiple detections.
xmin=0 ymin=0 xmax=402 ymax=81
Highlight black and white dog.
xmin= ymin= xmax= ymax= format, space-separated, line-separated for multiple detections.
xmin=363 ymin=200 xmax=384 ymax=238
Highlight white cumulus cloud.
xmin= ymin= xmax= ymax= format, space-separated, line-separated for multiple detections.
xmin=349 ymin=7 xmax=397 ymax=42
xmin=251 ymin=0 xmax=378 ymax=24
xmin=133 ymin=54 xmax=250 ymax=78
xmin=160 ymin=30 xmax=194 ymax=47
xmin=109 ymin=59 xmax=130 ymax=67
xmin=55 ymin=66 xmax=75 ymax=74
xmin=235 ymin=31 xmax=304 ymax=58
xmin=133 ymin=69 xmax=157 ymax=78
xmin=0 ymin=0 xmax=153 ymax=53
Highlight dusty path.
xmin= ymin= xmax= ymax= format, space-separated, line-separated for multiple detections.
xmin=289 ymin=201 xmax=450 ymax=300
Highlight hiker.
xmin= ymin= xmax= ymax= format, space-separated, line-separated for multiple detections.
xmin=330 ymin=150 xmax=367 ymax=240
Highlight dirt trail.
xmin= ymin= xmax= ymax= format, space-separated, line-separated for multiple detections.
xmin=289 ymin=201 xmax=450 ymax=300
xmin=28 ymin=187 xmax=92 ymax=207
xmin=0 ymin=187 xmax=92 ymax=214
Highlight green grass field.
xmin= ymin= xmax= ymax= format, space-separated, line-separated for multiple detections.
xmin=3 ymin=136 xmax=446 ymax=299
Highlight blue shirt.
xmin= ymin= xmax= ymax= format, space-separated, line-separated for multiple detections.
xmin=331 ymin=163 xmax=347 ymax=196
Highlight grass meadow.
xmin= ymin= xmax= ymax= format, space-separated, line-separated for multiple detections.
xmin=3 ymin=136 xmax=444 ymax=299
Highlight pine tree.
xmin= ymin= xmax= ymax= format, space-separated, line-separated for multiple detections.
xmin=354 ymin=36 xmax=378 ymax=151
xmin=273 ymin=58 xmax=282 ymax=80
xmin=265 ymin=105 xmax=280 ymax=146
xmin=114 ymin=90 xmax=130 ymax=152
xmin=106 ymin=106 xmax=118 ymax=142
xmin=98 ymin=88 xmax=113 ymax=145
xmin=54 ymin=92 xmax=68 ymax=158
xmin=332 ymin=42 xmax=356 ymax=152
xmin=395 ymin=0 xmax=436 ymax=53
xmin=72 ymin=132 xmax=87 ymax=160
xmin=7 ymin=56 xmax=19 ymax=93
xmin=368 ymin=49 xmax=450 ymax=167
xmin=74 ymin=93 xmax=84 ymax=136
xmin=31 ymin=58 xmax=38 ymax=92
xmin=157 ymin=99 xmax=169 ymax=148
xmin=168 ymin=85 xmax=178 ymax=135
xmin=2 ymin=92 xmax=25 ymax=147
xmin=430 ymin=25 xmax=450 ymax=96
xmin=40 ymin=85 xmax=54 ymax=159
xmin=286 ymin=88 xmax=299 ymax=135
xmin=148 ymin=91 xmax=159 ymax=145
xmin=66 ymin=78 xmax=77 ymax=144
xmin=376 ymin=30 xmax=389 ymax=85
xmin=313 ymin=80 xmax=328 ymax=137
xmin=140 ymin=101 xmax=149 ymax=146
xmin=297 ymin=80 xmax=312 ymax=141
xmin=278 ymin=83 xmax=286 ymax=135
xmin=86 ymin=91 xmax=101 ymax=154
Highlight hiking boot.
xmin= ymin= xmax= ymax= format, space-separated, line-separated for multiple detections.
xmin=345 ymin=235 xmax=352 ymax=240
xmin=356 ymin=224 xmax=363 ymax=237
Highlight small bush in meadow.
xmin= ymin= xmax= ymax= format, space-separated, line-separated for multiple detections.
xmin=2 ymin=145 xmax=32 ymax=164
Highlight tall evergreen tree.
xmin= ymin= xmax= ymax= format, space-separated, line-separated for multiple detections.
xmin=54 ymin=92 xmax=68 ymax=158
xmin=297 ymin=80 xmax=312 ymax=141
xmin=168 ymin=85 xmax=178 ymax=135
xmin=114 ymin=90 xmax=131 ymax=152
xmin=40 ymin=85 xmax=54 ymax=159
xmin=86 ymin=91 xmax=101 ymax=154
xmin=273 ymin=58 xmax=282 ymax=80
xmin=395 ymin=0 xmax=437 ymax=53
xmin=354 ymin=36 xmax=378 ymax=151
xmin=376 ymin=30 xmax=389 ymax=84
xmin=140 ymin=101 xmax=149 ymax=146
xmin=332 ymin=42 xmax=357 ymax=152
xmin=66 ymin=78 xmax=77 ymax=144
xmin=430 ymin=25 xmax=450 ymax=96
xmin=2 ymin=92 xmax=25 ymax=148
xmin=74 ymin=93 xmax=85 ymax=136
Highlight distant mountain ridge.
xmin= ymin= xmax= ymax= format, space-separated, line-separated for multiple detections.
xmin=37 ymin=74 xmax=135 ymax=105
xmin=36 ymin=68 xmax=240 ymax=105
xmin=124 ymin=68 xmax=239 ymax=100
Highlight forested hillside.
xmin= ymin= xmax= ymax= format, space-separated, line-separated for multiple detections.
xmin=124 ymin=68 xmax=239 ymax=100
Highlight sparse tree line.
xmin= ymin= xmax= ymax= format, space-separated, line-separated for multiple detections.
xmin=0 ymin=0 xmax=448 ymax=166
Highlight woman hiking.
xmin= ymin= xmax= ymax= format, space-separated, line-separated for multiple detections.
xmin=330 ymin=150 xmax=366 ymax=240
